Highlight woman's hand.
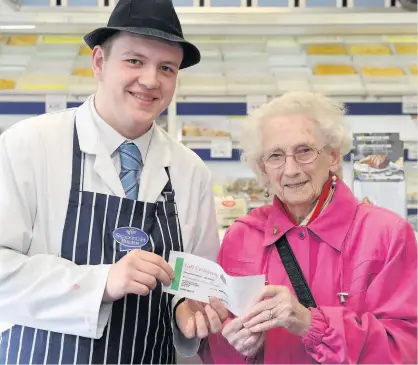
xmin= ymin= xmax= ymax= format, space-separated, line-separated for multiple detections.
xmin=241 ymin=285 xmax=312 ymax=337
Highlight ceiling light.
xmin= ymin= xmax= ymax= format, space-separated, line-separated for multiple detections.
xmin=0 ymin=25 xmax=36 ymax=30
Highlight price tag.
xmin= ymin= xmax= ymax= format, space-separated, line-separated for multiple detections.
xmin=45 ymin=94 xmax=67 ymax=113
xmin=402 ymin=95 xmax=417 ymax=114
xmin=210 ymin=138 xmax=232 ymax=159
xmin=246 ymin=95 xmax=267 ymax=116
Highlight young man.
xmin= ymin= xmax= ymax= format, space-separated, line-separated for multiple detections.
xmin=0 ymin=0 xmax=226 ymax=363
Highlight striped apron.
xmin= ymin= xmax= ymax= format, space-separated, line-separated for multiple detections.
xmin=0 ymin=123 xmax=184 ymax=364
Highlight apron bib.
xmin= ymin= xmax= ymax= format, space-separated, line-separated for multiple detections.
xmin=0 ymin=123 xmax=184 ymax=364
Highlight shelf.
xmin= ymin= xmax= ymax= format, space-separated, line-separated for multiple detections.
xmin=0 ymin=31 xmax=416 ymax=97
xmin=0 ymin=4 xmax=416 ymax=35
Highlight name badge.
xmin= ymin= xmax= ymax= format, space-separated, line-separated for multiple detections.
xmin=113 ymin=227 xmax=149 ymax=252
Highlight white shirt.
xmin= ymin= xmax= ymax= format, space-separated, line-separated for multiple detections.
xmin=0 ymin=95 xmax=220 ymax=356
xmin=89 ymin=95 xmax=154 ymax=175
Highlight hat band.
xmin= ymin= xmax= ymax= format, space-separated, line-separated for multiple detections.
xmin=109 ymin=17 xmax=184 ymax=39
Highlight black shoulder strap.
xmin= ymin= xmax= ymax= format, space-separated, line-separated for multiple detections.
xmin=274 ymin=234 xmax=317 ymax=308
xmin=161 ymin=167 xmax=175 ymax=202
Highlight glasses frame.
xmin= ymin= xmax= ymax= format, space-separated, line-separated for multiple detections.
xmin=262 ymin=146 xmax=325 ymax=168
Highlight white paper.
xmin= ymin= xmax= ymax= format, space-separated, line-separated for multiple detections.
xmin=246 ymin=94 xmax=268 ymax=116
xmin=45 ymin=94 xmax=67 ymax=113
xmin=163 ymin=251 xmax=265 ymax=316
xmin=402 ymin=95 xmax=417 ymax=114
xmin=210 ymin=138 xmax=233 ymax=159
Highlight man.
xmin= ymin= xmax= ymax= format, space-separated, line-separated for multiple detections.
xmin=0 ymin=0 xmax=227 ymax=364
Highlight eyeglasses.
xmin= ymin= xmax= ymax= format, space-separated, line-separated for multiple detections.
xmin=262 ymin=147 xmax=324 ymax=168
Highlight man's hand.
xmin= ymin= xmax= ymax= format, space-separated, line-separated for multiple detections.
xmin=176 ymin=297 xmax=229 ymax=339
xmin=103 ymin=250 xmax=175 ymax=302
xmin=222 ymin=317 xmax=265 ymax=358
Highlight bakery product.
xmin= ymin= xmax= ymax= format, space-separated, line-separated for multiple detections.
xmin=359 ymin=154 xmax=389 ymax=169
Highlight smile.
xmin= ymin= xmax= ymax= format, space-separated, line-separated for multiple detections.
xmin=285 ymin=181 xmax=307 ymax=189
xmin=129 ymin=92 xmax=157 ymax=104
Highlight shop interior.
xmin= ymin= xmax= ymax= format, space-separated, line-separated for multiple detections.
xmin=0 ymin=0 xmax=417 ymax=241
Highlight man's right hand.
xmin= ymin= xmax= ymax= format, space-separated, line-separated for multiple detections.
xmin=103 ymin=250 xmax=175 ymax=302
xmin=176 ymin=297 xmax=229 ymax=339
xmin=222 ymin=317 xmax=265 ymax=358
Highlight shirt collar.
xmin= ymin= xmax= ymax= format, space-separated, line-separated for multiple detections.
xmin=264 ymin=181 xmax=359 ymax=252
xmin=89 ymin=95 xmax=155 ymax=159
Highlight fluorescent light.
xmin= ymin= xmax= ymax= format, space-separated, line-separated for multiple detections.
xmin=0 ymin=25 xmax=36 ymax=30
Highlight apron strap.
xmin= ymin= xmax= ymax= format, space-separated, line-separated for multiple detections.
xmin=162 ymin=167 xmax=175 ymax=203
xmin=70 ymin=122 xmax=84 ymax=192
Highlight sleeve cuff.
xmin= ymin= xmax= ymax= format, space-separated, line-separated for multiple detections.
xmin=86 ymin=264 xmax=113 ymax=339
xmin=171 ymin=295 xmax=202 ymax=357
xmin=172 ymin=319 xmax=202 ymax=357
xmin=301 ymin=307 xmax=329 ymax=350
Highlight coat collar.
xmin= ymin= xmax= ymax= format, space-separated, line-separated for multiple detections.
xmin=137 ymin=124 xmax=171 ymax=202
xmin=75 ymin=96 xmax=171 ymax=202
xmin=264 ymin=180 xmax=360 ymax=252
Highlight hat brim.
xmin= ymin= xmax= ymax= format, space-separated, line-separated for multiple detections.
xmin=83 ymin=27 xmax=200 ymax=69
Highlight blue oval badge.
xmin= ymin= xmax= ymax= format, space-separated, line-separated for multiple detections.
xmin=113 ymin=227 xmax=149 ymax=252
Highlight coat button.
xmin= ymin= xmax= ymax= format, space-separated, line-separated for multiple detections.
xmin=273 ymin=226 xmax=279 ymax=235
xmin=299 ymin=231 xmax=306 ymax=239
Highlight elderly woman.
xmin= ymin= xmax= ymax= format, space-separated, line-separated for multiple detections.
xmin=199 ymin=91 xmax=417 ymax=364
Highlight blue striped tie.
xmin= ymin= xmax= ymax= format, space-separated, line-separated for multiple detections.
xmin=119 ymin=143 xmax=142 ymax=200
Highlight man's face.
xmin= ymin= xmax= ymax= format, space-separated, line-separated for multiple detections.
xmin=92 ymin=33 xmax=183 ymax=137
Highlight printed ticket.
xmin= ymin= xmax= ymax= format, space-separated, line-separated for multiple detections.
xmin=162 ymin=251 xmax=265 ymax=316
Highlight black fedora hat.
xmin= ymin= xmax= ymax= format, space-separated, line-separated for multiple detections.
xmin=83 ymin=0 xmax=200 ymax=69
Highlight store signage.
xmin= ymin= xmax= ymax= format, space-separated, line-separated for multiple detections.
xmin=246 ymin=95 xmax=268 ymax=116
xmin=210 ymin=138 xmax=233 ymax=159
xmin=402 ymin=95 xmax=417 ymax=114
xmin=222 ymin=200 xmax=236 ymax=207
xmin=45 ymin=94 xmax=67 ymax=113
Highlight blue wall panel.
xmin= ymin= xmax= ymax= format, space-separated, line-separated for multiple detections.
xmin=257 ymin=0 xmax=289 ymax=6
xmin=305 ymin=0 xmax=338 ymax=7
xmin=0 ymin=101 xmax=408 ymax=116
xmin=19 ymin=0 xmax=50 ymax=5
xmin=68 ymin=0 xmax=98 ymax=6
xmin=353 ymin=0 xmax=386 ymax=6
xmin=210 ymin=0 xmax=241 ymax=6
xmin=173 ymin=0 xmax=195 ymax=5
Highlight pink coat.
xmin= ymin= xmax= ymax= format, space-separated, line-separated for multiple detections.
xmin=201 ymin=181 xmax=417 ymax=364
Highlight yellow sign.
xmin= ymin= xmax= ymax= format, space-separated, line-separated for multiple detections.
xmin=348 ymin=44 xmax=391 ymax=55
xmin=314 ymin=64 xmax=356 ymax=75
xmin=7 ymin=35 xmax=38 ymax=46
xmin=394 ymin=44 xmax=418 ymax=55
xmin=72 ymin=68 xmax=94 ymax=77
xmin=0 ymin=79 xmax=16 ymax=90
xmin=307 ymin=44 xmax=347 ymax=55
xmin=78 ymin=45 xmax=93 ymax=55
xmin=361 ymin=67 xmax=404 ymax=77
xmin=23 ymin=83 xmax=67 ymax=91
xmin=42 ymin=35 xmax=83 ymax=44
xmin=387 ymin=35 xmax=418 ymax=43
xmin=267 ymin=38 xmax=297 ymax=46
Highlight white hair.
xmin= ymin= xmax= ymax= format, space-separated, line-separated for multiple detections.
xmin=240 ymin=91 xmax=352 ymax=181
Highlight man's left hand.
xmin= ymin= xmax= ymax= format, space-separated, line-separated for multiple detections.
xmin=176 ymin=297 xmax=229 ymax=339
xmin=240 ymin=285 xmax=312 ymax=337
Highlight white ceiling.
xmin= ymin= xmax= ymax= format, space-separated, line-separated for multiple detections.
xmin=0 ymin=0 xmax=416 ymax=36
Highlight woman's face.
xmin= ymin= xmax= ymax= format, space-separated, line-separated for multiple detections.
xmin=260 ymin=114 xmax=340 ymax=208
